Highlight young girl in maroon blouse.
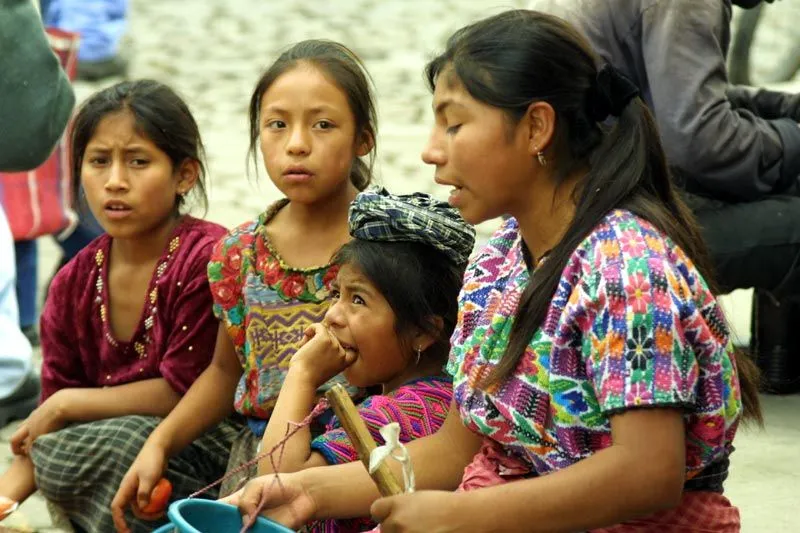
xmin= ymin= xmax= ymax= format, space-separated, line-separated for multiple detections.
xmin=0 ymin=80 xmax=233 ymax=532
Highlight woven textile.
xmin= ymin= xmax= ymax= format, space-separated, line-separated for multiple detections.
xmin=449 ymin=211 xmax=742 ymax=478
xmin=307 ymin=376 xmax=452 ymax=532
xmin=30 ymin=415 xmax=243 ymax=533
xmin=349 ymin=187 xmax=476 ymax=267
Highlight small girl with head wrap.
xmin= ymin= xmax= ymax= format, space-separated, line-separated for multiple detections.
xmin=255 ymin=187 xmax=475 ymax=532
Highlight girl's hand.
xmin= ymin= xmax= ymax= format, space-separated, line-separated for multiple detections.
xmin=221 ymin=473 xmax=316 ymax=530
xmin=111 ymin=442 xmax=170 ymax=532
xmin=289 ymin=323 xmax=356 ymax=388
xmin=10 ymin=392 xmax=68 ymax=455
xmin=371 ymin=491 xmax=470 ymax=533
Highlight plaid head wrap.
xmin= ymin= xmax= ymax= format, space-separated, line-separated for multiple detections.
xmin=349 ymin=187 xmax=476 ymax=267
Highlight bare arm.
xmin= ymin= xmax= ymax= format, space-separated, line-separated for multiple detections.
xmin=457 ymin=409 xmax=684 ymax=532
xmin=371 ymin=408 xmax=686 ymax=533
xmin=257 ymin=324 xmax=355 ymax=475
xmin=257 ymin=368 xmax=327 ymax=474
xmin=147 ymin=323 xmax=242 ymax=457
xmin=56 ymin=378 xmax=181 ymax=421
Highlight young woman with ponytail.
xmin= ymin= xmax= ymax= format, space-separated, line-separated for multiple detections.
xmin=224 ymin=11 xmax=761 ymax=533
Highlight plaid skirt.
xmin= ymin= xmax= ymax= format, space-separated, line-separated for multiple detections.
xmin=219 ymin=426 xmax=260 ymax=497
xmin=30 ymin=414 xmax=243 ymax=533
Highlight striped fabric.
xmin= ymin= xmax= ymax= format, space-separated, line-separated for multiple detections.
xmin=306 ymin=376 xmax=452 ymax=532
xmin=349 ymin=187 xmax=476 ymax=268
xmin=30 ymin=415 xmax=243 ymax=533
xmin=0 ymin=28 xmax=79 ymax=240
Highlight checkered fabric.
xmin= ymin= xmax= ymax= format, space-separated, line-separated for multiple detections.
xmin=349 ymin=187 xmax=476 ymax=267
xmin=30 ymin=415 xmax=243 ymax=533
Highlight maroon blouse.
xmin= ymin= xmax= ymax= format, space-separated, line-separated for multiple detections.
xmin=40 ymin=217 xmax=227 ymax=401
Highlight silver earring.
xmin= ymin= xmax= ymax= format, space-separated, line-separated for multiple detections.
xmin=415 ymin=347 xmax=422 ymax=366
xmin=537 ymin=151 xmax=547 ymax=167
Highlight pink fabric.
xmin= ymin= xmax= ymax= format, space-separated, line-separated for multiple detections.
xmin=40 ymin=217 xmax=226 ymax=400
xmin=458 ymin=437 xmax=530 ymax=491
xmin=457 ymin=438 xmax=740 ymax=532
xmin=593 ymin=492 xmax=740 ymax=532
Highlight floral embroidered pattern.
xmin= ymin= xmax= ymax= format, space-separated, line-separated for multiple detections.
xmin=208 ymin=201 xmax=348 ymax=419
xmin=449 ymin=211 xmax=743 ymax=479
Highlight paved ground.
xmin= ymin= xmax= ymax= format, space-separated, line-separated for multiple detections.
xmin=2 ymin=1 xmax=799 ymax=531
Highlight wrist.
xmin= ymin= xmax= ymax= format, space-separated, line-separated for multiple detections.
xmin=146 ymin=427 xmax=174 ymax=458
xmin=286 ymin=364 xmax=324 ymax=390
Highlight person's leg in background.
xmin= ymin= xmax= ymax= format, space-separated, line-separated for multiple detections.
xmin=0 ymin=208 xmax=39 ymax=427
xmin=42 ymin=0 xmax=129 ymax=81
xmin=13 ymin=240 xmax=39 ymax=346
xmin=689 ymin=194 xmax=800 ymax=394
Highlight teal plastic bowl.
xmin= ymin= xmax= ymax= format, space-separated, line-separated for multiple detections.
xmin=149 ymin=499 xmax=294 ymax=533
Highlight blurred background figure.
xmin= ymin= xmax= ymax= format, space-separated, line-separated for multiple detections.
xmin=41 ymin=0 xmax=129 ymax=81
xmin=0 ymin=0 xmax=74 ymax=426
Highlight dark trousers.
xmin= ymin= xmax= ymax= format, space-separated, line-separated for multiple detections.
xmin=687 ymin=192 xmax=800 ymax=393
xmin=687 ymin=193 xmax=800 ymax=299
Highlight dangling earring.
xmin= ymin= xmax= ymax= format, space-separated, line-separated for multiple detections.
xmin=537 ymin=151 xmax=547 ymax=167
xmin=415 ymin=347 xmax=422 ymax=366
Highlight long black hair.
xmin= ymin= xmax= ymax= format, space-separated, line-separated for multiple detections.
xmin=426 ymin=10 xmax=761 ymax=423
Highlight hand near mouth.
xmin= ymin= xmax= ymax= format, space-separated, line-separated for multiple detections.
xmin=289 ymin=323 xmax=357 ymax=387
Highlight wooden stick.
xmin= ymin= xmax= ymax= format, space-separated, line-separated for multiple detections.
xmin=324 ymin=384 xmax=403 ymax=497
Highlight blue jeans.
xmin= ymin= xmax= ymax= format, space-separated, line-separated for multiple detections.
xmin=13 ymin=240 xmax=37 ymax=329
xmin=41 ymin=0 xmax=129 ymax=62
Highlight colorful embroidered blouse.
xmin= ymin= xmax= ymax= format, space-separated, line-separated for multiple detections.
xmin=307 ymin=376 xmax=453 ymax=532
xmin=208 ymin=200 xmax=350 ymax=419
xmin=449 ymin=211 xmax=742 ymax=479
xmin=40 ymin=217 xmax=227 ymax=401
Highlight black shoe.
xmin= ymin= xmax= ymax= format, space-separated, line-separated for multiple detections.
xmin=0 ymin=371 xmax=40 ymax=427
xmin=21 ymin=325 xmax=39 ymax=347
xmin=76 ymin=55 xmax=129 ymax=82
xmin=751 ymin=291 xmax=800 ymax=394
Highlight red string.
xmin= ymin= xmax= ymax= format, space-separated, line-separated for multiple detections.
xmin=185 ymin=399 xmax=330 ymax=532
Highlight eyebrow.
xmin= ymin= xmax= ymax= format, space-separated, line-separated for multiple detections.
xmin=433 ymin=99 xmax=465 ymax=115
xmin=339 ymin=280 xmax=375 ymax=296
xmin=84 ymin=144 xmax=152 ymax=153
xmin=263 ymin=104 xmax=338 ymax=115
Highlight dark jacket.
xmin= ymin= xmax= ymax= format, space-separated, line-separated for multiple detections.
xmin=535 ymin=0 xmax=800 ymax=201
xmin=0 ymin=0 xmax=75 ymax=172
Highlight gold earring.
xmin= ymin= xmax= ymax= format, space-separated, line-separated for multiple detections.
xmin=537 ymin=151 xmax=547 ymax=167
xmin=415 ymin=347 xmax=422 ymax=366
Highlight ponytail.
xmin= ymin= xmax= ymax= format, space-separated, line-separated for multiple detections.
xmin=484 ymin=97 xmax=763 ymax=425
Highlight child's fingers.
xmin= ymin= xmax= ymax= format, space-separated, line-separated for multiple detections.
xmin=10 ymin=426 xmax=29 ymax=455
xmin=111 ymin=476 xmax=136 ymax=532
xmin=300 ymin=324 xmax=320 ymax=347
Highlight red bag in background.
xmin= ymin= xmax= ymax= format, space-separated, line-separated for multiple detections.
xmin=0 ymin=28 xmax=79 ymax=241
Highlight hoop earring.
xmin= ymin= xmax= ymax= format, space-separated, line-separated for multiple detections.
xmin=537 ymin=151 xmax=547 ymax=167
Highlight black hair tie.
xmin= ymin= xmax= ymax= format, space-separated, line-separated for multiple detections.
xmin=589 ymin=63 xmax=640 ymax=122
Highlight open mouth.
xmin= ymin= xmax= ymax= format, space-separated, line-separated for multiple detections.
xmin=339 ymin=341 xmax=358 ymax=353
xmin=104 ymin=200 xmax=132 ymax=211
